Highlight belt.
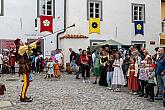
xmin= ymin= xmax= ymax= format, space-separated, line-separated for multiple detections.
xmin=130 ymin=70 xmax=135 ymax=72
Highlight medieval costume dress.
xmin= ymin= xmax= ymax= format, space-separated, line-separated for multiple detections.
xmin=127 ymin=62 xmax=139 ymax=94
xmin=47 ymin=60 xmax=54 ymax=78
xmin=99 ymin=55 xmax=108 ymax=86
xmin=15 ymin=39 xmax=37 ymax=102
xmin=93 ymin=56 xmax=101 ymax=77
xmin=54 ymin=61 xmax=61 ymax=79
xmin=93 ymin=54 xmax=101 ymax=84
xmin=112 ymin=58 xmax=125 ymax=90
xmin=9 ymin=50 xmax=15 ymax=74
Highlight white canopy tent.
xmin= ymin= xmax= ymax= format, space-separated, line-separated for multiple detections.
xmin=97 ymin=39 xmax=123 ymax=46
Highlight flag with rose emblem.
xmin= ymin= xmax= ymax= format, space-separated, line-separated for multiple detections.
xmin=40 ymin=15 xmax=53 ymax=33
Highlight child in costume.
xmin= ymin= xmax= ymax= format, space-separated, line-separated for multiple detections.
xmin=46 ymin=58 xmax=54 ymax=78
xmin=144 ymin=57 xmax=153 ymax=98
xmin=147 ymin=66 xmax=155 ymax=102
xmin=138 ymin=61 xmax=148 ymax=97
xmin=54 ymin=60 xmax=61 ymax=79
xmin=127 ymin=57 xmax=139 ymax=95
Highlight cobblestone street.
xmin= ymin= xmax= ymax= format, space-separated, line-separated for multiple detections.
xmin=0 ymin=73 xmax=164 ymax=110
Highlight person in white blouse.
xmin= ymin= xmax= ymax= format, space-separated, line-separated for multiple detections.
xmin=112 ymin=51 xmax=126 ymax=92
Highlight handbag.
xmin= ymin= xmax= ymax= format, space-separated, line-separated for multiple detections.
xmin=0 ymin=83 xmax=6 ymax=95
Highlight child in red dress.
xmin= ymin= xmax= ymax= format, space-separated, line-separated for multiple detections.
xmin=127 ymin=57 xmax=139 ymax=95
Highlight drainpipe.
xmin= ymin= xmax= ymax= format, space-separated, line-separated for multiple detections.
xmin=56 ymin=0 xmax=66 ymax=49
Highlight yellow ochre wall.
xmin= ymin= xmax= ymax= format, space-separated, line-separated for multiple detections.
xmin=161 ymin=2 xmax=165 ymax=20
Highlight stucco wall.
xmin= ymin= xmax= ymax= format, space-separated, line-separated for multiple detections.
xmin=0 ymin=0 xmax=65 ymax=56
xmin=0 ymin=0 xmax=162 ymax=56
xmin=60 ymin=38 xmax=89 ymax=65
xmin=161 ymin=2 xmax=165 ymax=20
xmin=65 ymin=0 xmax=161 ymax=55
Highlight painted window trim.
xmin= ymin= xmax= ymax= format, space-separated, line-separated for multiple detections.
xmin=131 ymin=41 xmax=146 ymax=48
xmin=0 ymin=0 xmax=4 ymax=16
xmin=132 ymin=3 xmax=145 ymax=23
xmin=87 ymin=0 xmax=103 ymax=21
xmin=90 ymin=40 xmax=106 ymax=49
xmin=37 ymin=0 xmax=55 ymax=18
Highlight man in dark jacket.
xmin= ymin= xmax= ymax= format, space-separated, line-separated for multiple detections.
xmin=156 ymin=48 xmax=165 ymax=106
xmin=69 ymin=48 xmax=77 ymax=63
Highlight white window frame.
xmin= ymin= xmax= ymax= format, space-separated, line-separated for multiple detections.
xmin=132 ymin=4 xmax=145 ymax=22
xmin=37 ymin=0 xmax=55 ymax=18
xmin=40 ymin=0 xmax=53 ymax=16
xmin=0 ymin=0 xmax=4 ymax=16
xmin=87 ymin=0 xmax=102 ymax=21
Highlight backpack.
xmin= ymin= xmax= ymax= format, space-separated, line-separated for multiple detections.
xmin=0 ymin=83 xmax=6 ymax=95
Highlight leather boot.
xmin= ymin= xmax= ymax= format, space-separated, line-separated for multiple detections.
xmin=20 ymin=97 xmax=33 ymax=102
xmin=163 ymin=93 xmax=165 ymax=107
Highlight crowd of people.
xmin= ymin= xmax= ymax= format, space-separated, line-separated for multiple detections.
xmin=0 ymin=49 xmax=18 ymax=75
xmin=0 ymin=49 xmax=45 ymax=76
xmin=0 ymin=48 xmax=64 ymax=79
xmin=0 ymin=43 xmax=165 ymax=105
xmin=69 ymin=45 xmax=165 ymax=106
xmin=45 ymin=49 xmax=64 ymax=79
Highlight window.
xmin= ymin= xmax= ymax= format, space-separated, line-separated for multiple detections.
xmin=132 ymin=4 xmax=145 ymax=22
xmin=87 ymin=0 xmax=102 ymax=20
xmin=160 ymin=39 xmax=165 ymax=46
xmin=37 ymin=0 xmax=55 ymax=18
xmin=0 ymin=0 xmax=4 ymax=16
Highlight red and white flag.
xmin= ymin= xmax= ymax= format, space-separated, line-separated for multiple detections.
xmin=40 ymin=15 xmax=53 ymax=33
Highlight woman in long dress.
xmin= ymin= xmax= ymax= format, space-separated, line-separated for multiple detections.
xmin=99 ymin=50 xmax=108 ymax=87
xmin=112 ymin=51 xmax=125 ymax=92
xmin=93 ymin=54 xmax=101 ymax=84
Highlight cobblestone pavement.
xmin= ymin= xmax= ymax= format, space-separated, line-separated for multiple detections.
xmin=0 ymin=73 xmax=164 ymax=110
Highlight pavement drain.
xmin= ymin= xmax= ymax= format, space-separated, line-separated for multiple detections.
xmin=155 ymin=109 xmax=165 ymax=110
xmin=6 ymin=79 xmax=19 ymax=81
xmin=122 ymin=109 xmax=134 ymax=110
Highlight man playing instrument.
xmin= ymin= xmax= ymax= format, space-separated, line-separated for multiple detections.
xmin=15 ymin=37 xmax=41 ymax=102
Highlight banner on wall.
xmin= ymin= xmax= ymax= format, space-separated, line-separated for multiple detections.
xmin=89 ymin=18 xmax=100 ymax=34
xmin=134 ymin=21 xmax=144 ymax=35
xmin=40 ymin=15 xmax=53 ymax=33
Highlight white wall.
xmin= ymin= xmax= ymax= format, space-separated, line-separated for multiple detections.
xmin=65 ymin=0 xmax=161 ymax=55
xmin=0 ymin=0 xmax=37 ymax=41
xmin=0 ymin=0 xmax=161 ymax=57
xmin=0 ymin=0 xmax=65 ymax=57
xmin=61 ymin=38 xmax=89 ymax=64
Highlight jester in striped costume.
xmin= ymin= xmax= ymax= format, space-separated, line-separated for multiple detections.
xmin=15 ymin=38 xmax=40 ymax=102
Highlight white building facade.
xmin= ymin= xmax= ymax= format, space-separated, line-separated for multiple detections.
xmin=0 ymin=0 xmax=162 ymax=62
xmin=0 ymin=0 xmax=65 ymax=56
xmin=65 ymin=0 xmax=161 ymax=52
